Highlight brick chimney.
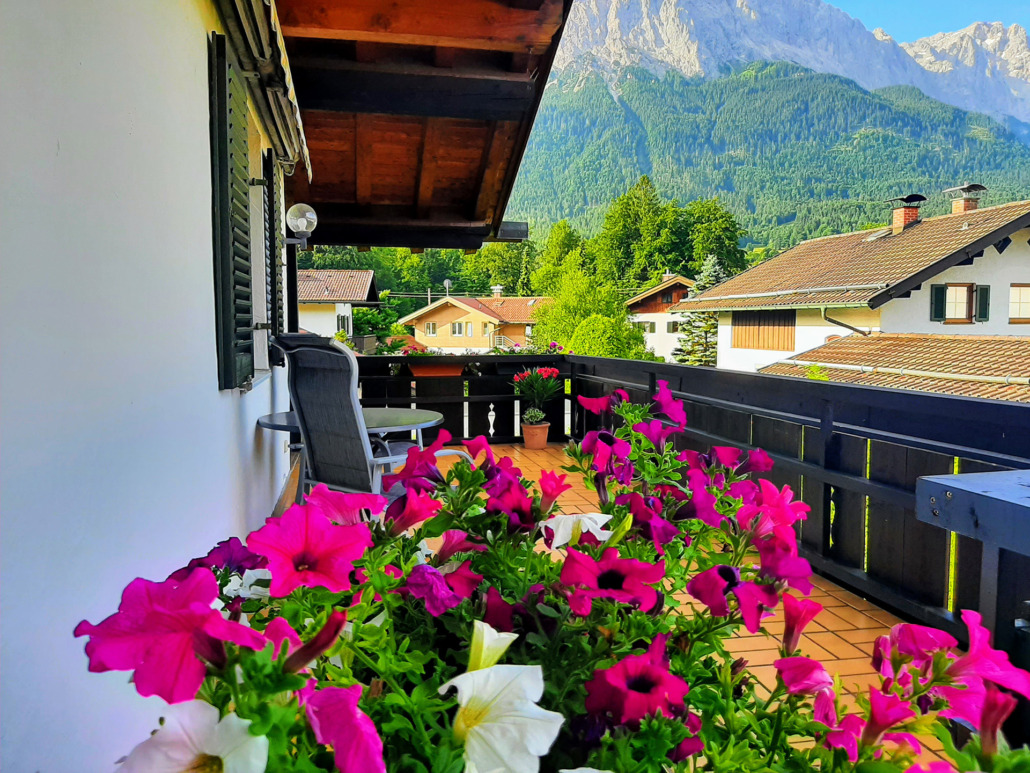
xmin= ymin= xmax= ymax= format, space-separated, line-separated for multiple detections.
xmin=945 ymin=183 xmax=987 ymax=214
xmin=490 ymin=284 xmax=504 ymax=298
xmin=888 ymin=194 xmax=927 ymax=235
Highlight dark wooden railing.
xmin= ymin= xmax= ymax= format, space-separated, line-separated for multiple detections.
xmin=356 ymin=353 xmax=1030 ymax=688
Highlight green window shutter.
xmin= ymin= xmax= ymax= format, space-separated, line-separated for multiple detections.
xmin=210 ymin=33 xmax=254 ymax=390
xmin=929 ymin=285 xmax=947 ymax=322
xmin=975 ymin=285 xmax=991 ymax=322
xmin=263 ymin=150 xmax=285 ymax=365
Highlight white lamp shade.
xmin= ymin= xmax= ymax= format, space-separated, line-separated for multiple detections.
xmin=286 ymin=203 xmax=318 ymax=235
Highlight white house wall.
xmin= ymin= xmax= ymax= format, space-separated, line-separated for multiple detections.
xmin=629 ymin=312 xmax=681 ymax=361
xmin=879 ymin=228 xmax=1030 ymax=335
xmin=299 ymin=302 xmax=353 ymax=337
xmin=0 ymin=1 xmax=291 ymax=770
xmin=716 ymin=308 xmax=881 ymax=372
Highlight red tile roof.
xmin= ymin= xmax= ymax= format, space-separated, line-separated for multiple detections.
xmin=759 ymin=333 xmax=1030 ymax=403
xmin=674 ymin=200 xmax=1030 ymax=312
xmin=625 ymin=275 xmax=695 ymax=307
xmin=297 ymin=270 xmax=377 ymax=303
xmin=470 ymin=296 xmax=552 ymax=324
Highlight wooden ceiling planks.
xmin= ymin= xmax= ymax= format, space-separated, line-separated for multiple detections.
xmin=277 ymin=0 xmax=572 ymax=248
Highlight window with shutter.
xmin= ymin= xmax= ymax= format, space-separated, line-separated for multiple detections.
xmin=263 ymin=150 xmax=285 ymax=365
xmin=974 ymin=285 xmax=990 ymax=322
xmin=210 ymin=34 xmax=254 ymax=390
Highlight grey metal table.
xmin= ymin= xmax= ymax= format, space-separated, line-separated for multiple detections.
xmin=257 ymin=408 xmax=444 ymax=443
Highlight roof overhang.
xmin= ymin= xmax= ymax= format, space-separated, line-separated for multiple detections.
xmin=869 ymin=211 xmax=1030 ymax=308
xmin=625 ymin=275 xmax=694 ymax=307
xmin=276 ymin=0 xmax=572 ymax=249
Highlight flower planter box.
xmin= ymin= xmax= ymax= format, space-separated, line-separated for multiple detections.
xmin=408 ymin=363 xmax=466 ymax=378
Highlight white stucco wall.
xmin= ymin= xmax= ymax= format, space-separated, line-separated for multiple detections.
xmin=630 ymin=312 xmax=681 ymax=361
xmin=0 ymin=2 xmax=291 ymax=770
xmin=716 ymin=308 xmax=881 ymax=372
xmin=879 ymin=229 xmax=1030 ymax=335
xmin=299 ymin=302 xmax=352 ymax=337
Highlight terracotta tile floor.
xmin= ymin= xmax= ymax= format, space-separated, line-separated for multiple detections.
xmin=439 ymin=443 xmax=945 ymax=762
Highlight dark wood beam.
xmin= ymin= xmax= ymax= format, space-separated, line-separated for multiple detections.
xmin=474 ymin=121 xmax=519 ymax=221
xmin=312 ymin=218 xmax=493 ymax=249
xmin=291 ymin=62 xmax=535 ymax=121
xmin=278 ymin=0 xmax=564 ymax=53
xmin=508 ymin=0 xmax=547 ymax=9
xmin=433 ymin=47 xmax=458 ymax=68
xmin=353 ymin=41 xmax=378 ymax=63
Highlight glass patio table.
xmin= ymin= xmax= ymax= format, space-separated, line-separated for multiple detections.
xmin=257 ymin=408 xmax=444 ymax=445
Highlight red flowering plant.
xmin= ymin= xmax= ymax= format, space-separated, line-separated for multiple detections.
xmin=75 ymin=391 xmax=1030 ymax=772
xmin=513 ymin=366 xmax=564 ymax=424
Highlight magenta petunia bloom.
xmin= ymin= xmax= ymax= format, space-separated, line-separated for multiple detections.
xmin=384 ymin=488 xmax=444 ymax=536
xmin=633 ymin=420 xmax=678 ymax=449
xmin=860 ymin=686 xmax=915 ymax=746
xmin=654 ymin=380 xmax=687 ymax=429
xmin=434 ymin=530 xmax=487 ymax=564
xmin=487 ymin=484 xmax=536 ymax=532
xmin=755 ymin=532 xmax=813 ymax=595
xmin=464 ymin=435 xmax=494 ymax=467
xmin=676 ymin=469 xmax=724 ymax=528
xmin=687 ymin=566 xmax=778 ymax=633
xmin=889 ymin=623 xmax=957 ymax=667
xmin=577 ymin=389 xmax=629 ymax=415
xmin=737 ymin=448 xmax=774 ymax=474
xmin=727 ymin=479 xmax=759 ymax=505
xmin=538 ymin=470 xmax=572 ymax=512
xmin=948 ymin=610 xmax=1030 ymax=699
xmin=711 ymin=446 xmax=743 ymax=469
xmin=585 ymin=635 xmax=689 ymax=725
xmin=616 ymin=492 xmax=680 ymax=554
xmin=304 ymin=484 xmax=387 ymax=525
xmin=560 ymin=548 xmax=665 ymax=616
xmin=73 ymin=569 xmax=266 ymax=704
xmin=306 ymin=684 xmax=386 ymax=773
xmin=441 ymin=559 xmax=484 ymax=600
xmin=382 ymin=430 xmax=450 ymax=492
xmin=406 ymin=564 xmax=462 ymax=617
xmin=582 ymin=430 xmax=631 ymax=465
xmin=483 ymin=586 xmax=516 ymax=632
xmin=775 ymin=656 xmax=833 ymax=696
xmin=669 ymin=712 xmax=704 ymax=761
xmin=980 ymin=683 xmax=1018 ymax=756
xmin=782 ymin=593 xmax=823 ymax=653
xmin=247 ymin=504 xmax=373 ymax=597
xmin=167 ymin=536 xmax=268 ymax=581
xmin=739 ymin=480 xmax=809 ymax=542
xmin=264 ymin=616 xmax=302 ymax=659
xmin=825 ymin=714 xmax=864 ymax=762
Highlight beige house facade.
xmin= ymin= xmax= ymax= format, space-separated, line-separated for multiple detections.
xmin=400 ymin=293 xmax=552 ymax=353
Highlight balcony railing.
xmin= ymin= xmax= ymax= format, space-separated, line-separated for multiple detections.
xmin=356 ymin=352 xmax=1030 ymax=730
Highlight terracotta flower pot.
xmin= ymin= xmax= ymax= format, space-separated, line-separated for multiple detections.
xmin=407 ymin=363 xmax=465 ymax=378
xmin=521 ymin=422 xmax=550 ymax=450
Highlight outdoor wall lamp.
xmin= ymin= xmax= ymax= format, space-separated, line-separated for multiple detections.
xmin=286 ymin=202 xmax=318 ymax=248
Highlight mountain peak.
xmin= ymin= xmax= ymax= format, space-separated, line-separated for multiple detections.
xmin=553 ymin=0 xmax=1030 ymax=123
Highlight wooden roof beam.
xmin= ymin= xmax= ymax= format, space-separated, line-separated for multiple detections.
xmin=474 ymin=121 xmax=519 ymax=221
xmin=415 ymin=118 xmax=442 ymax=218
xmin=277 ymin=0 xmax=564 ymax=53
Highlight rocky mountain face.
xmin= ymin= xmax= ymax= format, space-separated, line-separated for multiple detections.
xmin=553 ymin=0 xmax=1030 ymax=123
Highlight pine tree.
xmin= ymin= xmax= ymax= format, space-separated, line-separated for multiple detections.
xmin=673 ymin=254 xmax=727 ymax=366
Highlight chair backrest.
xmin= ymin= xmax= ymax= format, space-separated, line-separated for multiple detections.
xmin=273 ymin=334 xmax=375 ymax=492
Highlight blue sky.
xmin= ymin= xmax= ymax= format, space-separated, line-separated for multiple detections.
xmin=829 ymin=0 xmax=1027 ymax=42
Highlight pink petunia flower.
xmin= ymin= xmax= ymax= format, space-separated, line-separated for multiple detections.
xmin=73 ymin=569 xmax=265 ymax=704
xmin=440 ymin=560 xmax=484 ymax=600
xmin=483 ymin=586 xmax=516 ymax=632
xmin=908 ymin=763 xmax=959 ymax=773
xmin=781 ymin=593 xmax=823 ymax=654
xmin=434 ymin=530 xmax=487 ymax=564
xmin=283 ymin=611 xmax=347 ymax=673
xmin=246 ymin=504 xmax=373 ymax=597
xmin=487 ymin=484 xmax=537 ymax=531
xmin=980 ymin=683 xmax=1018 ymax=757
xmin=774 ymin=656 xmax=833 ymax=695
xmin=381 ymin=430 xmax=450 ymax=492
xmin=825 ymin=714 xmax=864 ymax=762
xmin=687 ymin=565 xmax=779 ymax=633
xmin=889 ymin=623 xmax=957 ymax=668
xmin=671 ymin=469 xmax=723 ymax=528
xmin=167 ymin=536 xmax=267 ymax=581
xmin=669 ymin=712 xmax=704 ymax=761
xmin=755 ymin=532 xmax=813 ymax=595
xmin=383 ymin=489 xmax=444 ymax=536
xmin=585 ymin=635 xmax=689 ymax=725
xmin=263 ymin=616 xmax=302 ymax=659
xmin=737 ymin=448 xmax=774 ymax=474
xmin=560 ymin=548 xmax=665 ymax=616
xmin=538 ymin=470 xmax=572 ymax=512
xmin=304 ymin=484 xmax=387 ymax=525
xmin=305 ymin=685 xmax=386 ymax=773
xmin=464 ymin=435 xmax=494 ymax=467
xmin=406 ymin=564 xmax=462 ymax=617
xmin=948 ymin=610 xmax=1030 ymax=700
xmin=615 ymin=492 xmax=681 ymax=554
xmin=860 ymin=687 xmax=915 ymax=746
xmin=633 ymin=420 xmax=679 ymax=449
xmin=654 ymin=380 xmax=687 ymax=429
xmin=577 ymin=389 xmax=629 ymax=415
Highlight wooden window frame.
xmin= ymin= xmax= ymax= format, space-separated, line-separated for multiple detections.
xmin=661 ymin=291 xmax=674 ymax=304
xmin=451 ymin=322 xmax=464 ymax=337
xmin=943 ymin=283 xmax=975 ymax=324
xmin=425 ymin=322 xmax=437 ymax=336
xmin=666 ymin=320 xmax=679 ymax=333
xmin=1010 ymin=284 xmax=1030 ymax=324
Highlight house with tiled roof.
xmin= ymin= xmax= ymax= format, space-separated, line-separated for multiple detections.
xmin=296 ymin=269 xmax=379 ymax=339
xmin=625 ymin=274 xmax=695 ymax=360
xmin=673 ymin=189 xmax=1030 ymax=390
xmin=398 ymin=286 xmax=553 ymax=353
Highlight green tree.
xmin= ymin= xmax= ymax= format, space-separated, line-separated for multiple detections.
xmin=457 ymin=241 xmax=537 ymax=296
xmin=674 ymin=254 xmax=727 ymax=367
xmin=568 ymin=314 xmax=650 ymax=359
xmin=531 ymin=220 xmax=583 ymax=294
xmin=530 ymin=261 xmax=625 ymax=347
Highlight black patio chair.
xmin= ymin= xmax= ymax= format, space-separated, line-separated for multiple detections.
xmin=273 ymin=334 xmax=469 ymax=501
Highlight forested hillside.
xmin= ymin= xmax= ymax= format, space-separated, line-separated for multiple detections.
xmin=509 ymin=62 xmax=1030 ymax=251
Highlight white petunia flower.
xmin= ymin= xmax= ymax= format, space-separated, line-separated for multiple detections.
xmin=468 ymin=620 xmax=518 ymax=672
xmin=117 ymin=701 xmax=268 ymax=773
xmin=440 ymin=664 xmax=564 ymax=773
xmin=540 ymin=513 xmax=613 ymax=549
xmin=224 ymin=569 xmax=272 ymax=600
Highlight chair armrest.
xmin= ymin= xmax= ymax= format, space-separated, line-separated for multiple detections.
xmin=435 ymin=449 xmax=473 ymax=464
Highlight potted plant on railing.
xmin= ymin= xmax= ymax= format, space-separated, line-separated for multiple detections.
xmin=402 ymin=345 xmax=466 ymax=378
xmin=513 ymin=366 xmax=563 ymax=449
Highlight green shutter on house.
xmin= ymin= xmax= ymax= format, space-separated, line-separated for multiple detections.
xmin=929 ymin=285 xmax=947 ymax=322
xmin=263 ymin=150 xmax=285 ymax=365
xmin=210 ymin=33 xmax=254 ymax=390
xmin=975 ymin=285 xmax=991 ymax=322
